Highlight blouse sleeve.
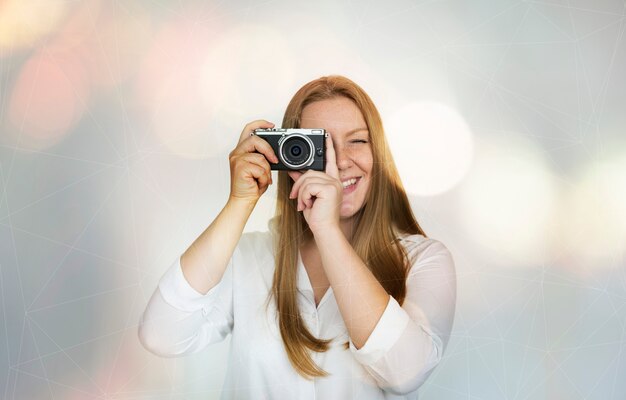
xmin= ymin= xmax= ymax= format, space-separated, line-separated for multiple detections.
xmin=348 ymin=238 xmax=457 ymax=395
xmin=138 ymin=249 xmax=236 ymax=357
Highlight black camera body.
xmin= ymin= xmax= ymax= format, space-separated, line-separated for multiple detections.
xmin=253 ymin=128 xmax=327 ymax=171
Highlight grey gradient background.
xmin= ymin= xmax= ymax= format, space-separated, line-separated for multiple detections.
xmin=1 ymin=0 xmax=625 ymax=399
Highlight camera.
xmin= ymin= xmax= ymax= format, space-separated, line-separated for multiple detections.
xmin=253 ymin=128 xmax=327 ymax=171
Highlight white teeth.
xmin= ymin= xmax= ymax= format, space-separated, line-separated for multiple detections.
xmin=341 ymin=178 xmax=358 ymax=188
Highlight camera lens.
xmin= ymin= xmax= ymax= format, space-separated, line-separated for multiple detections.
xmin=281 ymin=136 xmax=312 ymax=168
xmin=290 ymin=146 xmax=302 ymax=156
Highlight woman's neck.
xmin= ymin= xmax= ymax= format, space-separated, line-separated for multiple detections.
xmin=339 ymin=217 xmax=356 ymax=240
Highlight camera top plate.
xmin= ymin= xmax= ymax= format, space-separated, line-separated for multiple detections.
xmin=253 ymin=128 xmax=326 ymax=136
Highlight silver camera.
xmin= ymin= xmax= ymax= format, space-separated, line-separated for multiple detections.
xmin=253 ymin=128 xmax=327 ymax=171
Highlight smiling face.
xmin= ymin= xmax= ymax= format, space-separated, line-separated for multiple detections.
xmin=299 ymin=96 xmax=373 ymax=219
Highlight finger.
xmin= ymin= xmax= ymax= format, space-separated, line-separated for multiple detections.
xmin=240 ymin=153 xmax=273 ymax=184
xmin=324 ymin=132 xmax=339 ymax=179
xmin=289 ymin=170 xmax=323 ymax=199
xmin=249 ymin=161 xmax=271 ymax=189
xmin=298 ymin=181 xmax=326 ymax=211
xmin=238 ymin=120 xmax=275 ymax=144
xmin=240 ymin=152 xmax=272 ymax=172
xmin=289 ymin=170 xmax=308 ymax=199
xmin=237 ymin=160 xmax=270 ymax=189
xmin=287 ymin=170 xmax=303 ymax=183
xmin=233 ymin=135 xmax=279 ymax=164
xmin=296 ymin=177 xmax=330 ymax=211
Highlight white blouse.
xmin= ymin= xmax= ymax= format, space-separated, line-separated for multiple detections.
xmin=139 ymin=220 xmax=456 ymax=399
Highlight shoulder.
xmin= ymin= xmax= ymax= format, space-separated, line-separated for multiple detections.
xmin=397 ymin=233 xmax=455 ymax=274
xmin=397 ymin=232 xmax=447 ymax=255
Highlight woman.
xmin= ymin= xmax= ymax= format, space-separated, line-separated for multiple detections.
xmin=139 ymin=75 xmax=456 ymax=399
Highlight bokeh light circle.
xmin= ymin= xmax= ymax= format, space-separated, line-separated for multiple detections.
xmin=458 ymin=134 xmax=558 ymax=266
xmin=0 ymin=0 xmax=69 ymax=51
xmin=7 ymin=49 xmax=90 ymax=150
xmin=386 ymin=101 xmax=474 ymax=196
xmin=558 ymin=149 xmax=626 ymax=270
xmin=134 ymin=11 xmax=222 ymax=159
xmin=200 ymin=24 xmax=295 ymax=121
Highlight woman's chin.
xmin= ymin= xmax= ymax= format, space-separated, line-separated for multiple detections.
xmin=339 ymin=203 xmax=361 ymax=219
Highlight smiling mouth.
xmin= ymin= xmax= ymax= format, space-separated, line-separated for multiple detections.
xmin=341 ymin=177 xmax=361 ymax=189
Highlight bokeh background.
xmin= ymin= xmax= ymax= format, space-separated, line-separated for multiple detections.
xmin=1 ymin=0 xmax=625 ymax=399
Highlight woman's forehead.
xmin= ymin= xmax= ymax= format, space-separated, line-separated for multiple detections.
xmin=300 ymin=98 xmax=366 ymax=133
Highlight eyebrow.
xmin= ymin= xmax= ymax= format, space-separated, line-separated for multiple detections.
xmin=345 ymin=127 xmax=369 ymax=136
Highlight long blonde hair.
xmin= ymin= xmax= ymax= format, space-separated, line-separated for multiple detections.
xmin=270 ymin=75 xmax=425 ymax=379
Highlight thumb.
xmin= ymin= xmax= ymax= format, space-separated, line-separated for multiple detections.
xmin=287 ymin=170 xmax=303 ymax=182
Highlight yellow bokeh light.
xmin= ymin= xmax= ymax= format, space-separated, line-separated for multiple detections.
xmin=0 ymin=0 xmax=69 ymax=51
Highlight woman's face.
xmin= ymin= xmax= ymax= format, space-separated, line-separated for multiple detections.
xmin=298 ymin=97 xmax=373 ymax=219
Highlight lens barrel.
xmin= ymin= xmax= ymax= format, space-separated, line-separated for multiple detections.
xmin=279 ymin=134 xmax=314 ymax=169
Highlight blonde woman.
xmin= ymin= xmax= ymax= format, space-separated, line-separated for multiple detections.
xmin=139 ymin=75 xmax=457 ymax=399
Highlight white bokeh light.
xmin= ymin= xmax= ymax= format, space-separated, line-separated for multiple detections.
xmin=558 ymin=149 xmax=626 ymax=271
xmin=458 ymin=134 xmax=558 ymax=266
xmin=386 ymin=101 xmax=474 ymax=196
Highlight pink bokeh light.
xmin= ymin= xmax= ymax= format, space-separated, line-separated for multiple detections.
xmin=8 ymin=47 xmax=90 ymax=148
xmin=133 ymin=7 xmax=224 ymax=157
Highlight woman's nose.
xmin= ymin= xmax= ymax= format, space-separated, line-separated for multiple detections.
xmin=334 ymin=145 xmax=354 ymax=170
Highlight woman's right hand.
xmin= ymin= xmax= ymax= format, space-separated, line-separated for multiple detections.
xmin=228 ymin=120 xmax=279 ymax=205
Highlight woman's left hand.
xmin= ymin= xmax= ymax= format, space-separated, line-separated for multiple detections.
xmin=287 ymin=133 xmax=342 ymax=233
